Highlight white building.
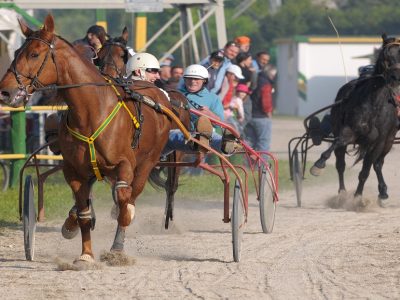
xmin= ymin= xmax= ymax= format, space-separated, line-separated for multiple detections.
xmin=275 ymin=36 xmax=382 ymax=117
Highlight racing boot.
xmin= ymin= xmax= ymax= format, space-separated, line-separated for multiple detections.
xmin=195 ymin=116 xmax=213 ymax=152
xmin=221 ymin=129 xmax=243 ymax=155
xmin=44 ymin=113 xmax=61 ymax=155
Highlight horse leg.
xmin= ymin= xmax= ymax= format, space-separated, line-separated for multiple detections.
xmin=373 ymin=156 xmax=388 ymax=200
xmin=62 ymin=164 xmax=95 ymax=261
xmin=354 ymin=153 xmax=373 ymax=205
xmin=110 ymin=158 xmax=135 ymax=252
xmin=165 ymin=151 xmax=181 ymax=229
xmin=334 ymin=145 xmax=347 ymax=193
xmin=310 ymin=142 xmax=336 ymax=176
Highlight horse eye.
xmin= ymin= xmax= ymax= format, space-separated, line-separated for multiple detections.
xmin=30 ymin=52 xmax=39 ymax=58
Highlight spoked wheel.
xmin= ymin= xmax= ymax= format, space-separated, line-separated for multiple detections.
xmin=0 ymin=160 xmax=9 ymax=191
xmin=23 ymin=175 xmax=36 ymax=261
xmin=292 ymin=149 xmax=303 ymax=207
xmin=259 ymin=165 xmax=276 ymax=233
xmin=232 ymin=179 xmax=245 ymax=262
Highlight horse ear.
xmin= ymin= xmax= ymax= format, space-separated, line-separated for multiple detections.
xmin=18 ymin=18 xmax=33 ymax=37
xmin=122 ymin=26 xmax=129 ymax=42
xmin=42 ymin=14 xmax=55 ymax=34
xmin=382 ymin=33 xmax=388 ymax=42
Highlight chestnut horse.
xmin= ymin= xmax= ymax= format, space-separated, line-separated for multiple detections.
xmin=97 ymin=28 xmax=191 ymax=229
xmin=0 ymin=15 xmax=174 ymax=264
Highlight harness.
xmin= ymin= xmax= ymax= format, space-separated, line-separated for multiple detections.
xmin=10 ymin=34 xmax=190 ymax=182
xmin=67 ymin=78 xmax=140 ymax=181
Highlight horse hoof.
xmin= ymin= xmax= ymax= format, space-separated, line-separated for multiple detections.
xmin=110 ymin=204 xmax=135 ymax=221
xmin=378 ymin=198 xmax=388 ymax=208
xmin=379 ymin=193 xmax=389 ymax=200
xmin=310 ymin=165 xmax=324 ymax=176
xmin=61 ymin=224 xmax=79 ymax=239
xmin=73 ymin=254 xmax=95 ymax=264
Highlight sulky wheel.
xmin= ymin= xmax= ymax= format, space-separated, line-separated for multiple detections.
xmin=23 ymin=175 xmax=36 ymax=261
xmin=259 ymin=165 xmax=276 ymax=234
xmin=292 ymin=149 xmax=303 ymax=207
xmin=232 ymin=179 xmax=245 ymax=262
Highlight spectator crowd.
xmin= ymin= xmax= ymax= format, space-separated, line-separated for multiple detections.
xmin=154 ymin=35 xmax=277 ymax=154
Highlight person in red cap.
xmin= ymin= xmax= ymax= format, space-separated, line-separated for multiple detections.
xmin=234 ymin=36 xmax=251 ymax=53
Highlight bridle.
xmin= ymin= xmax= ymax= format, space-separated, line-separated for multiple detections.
xmin=10 ymin=35 xmax=58 ymax=99
xmin=98 ymin=40 xmax=128 ymax=79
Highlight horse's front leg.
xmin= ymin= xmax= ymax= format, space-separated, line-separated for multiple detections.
xmin=110 ymin=158 xmax=135 ymax=252
xmin=373 ymin=156 xmax=388 ymax=200
xmin=354 ymin=153 xmax=373 ymax=205
xmin=62 ymin=164 xmax=94 ymax=261
xmin=310 ymin=142 xmax=336 ymax=176
xmin=334 ymin=145 xmax=347 ymax=193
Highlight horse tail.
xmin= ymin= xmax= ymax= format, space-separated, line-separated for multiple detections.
xmin=148 ymin=168 xmax=167 ymax=190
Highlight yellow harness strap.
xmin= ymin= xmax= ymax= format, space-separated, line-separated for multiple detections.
xmin=67 ymin=80 xmax=140 ymax=181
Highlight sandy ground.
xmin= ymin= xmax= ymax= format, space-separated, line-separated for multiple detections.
xmin=1 ymin=117 xmax=400 ymax=299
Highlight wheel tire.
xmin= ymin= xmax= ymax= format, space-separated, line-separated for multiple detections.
xmin=259 ymin=165 xmax=276 ymax=234
xmin=232 ymin=179 xmax=245 ymax=262
xmin=23 ymin=175 xmax=36 ymax=261
xmin=0 ymin=160 xmax=9 ymax=191
xmin=292 ymin=149 xmax=303 ymax=207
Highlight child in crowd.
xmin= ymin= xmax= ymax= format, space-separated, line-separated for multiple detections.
xmin=224 ymin=83 xmax=251 ymax=134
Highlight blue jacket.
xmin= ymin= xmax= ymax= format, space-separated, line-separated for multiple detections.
xmin=179 ymin=86 xmax=224 ymax=129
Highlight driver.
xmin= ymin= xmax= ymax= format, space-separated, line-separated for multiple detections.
xmin=125 ymin=52 xmax=161 ymax=83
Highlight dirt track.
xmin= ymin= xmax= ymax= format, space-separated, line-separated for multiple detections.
xmin=1 ymin=117 xmax=400 ymax=299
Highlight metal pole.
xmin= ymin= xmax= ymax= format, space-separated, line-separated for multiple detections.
xmin=214 ymin=0 xmax=227 ymax=49
xmin=179 ymin=5 xmax=190 ymax=66
xmin=139 ymin=12 xmax=180 ymax=52
xmin=187 ymin=7 xmax=199 ymax=63
xmin=198 ymin=8 xmax=212 ymax=58
xmin=9 ymin=111 xmax=26 ymax=188
xmin=96 ymin=9 xmax=107 ymax=32
xmin=135 ymin=13 xmax=147 ymax=51
xmin=160 ymin=6 xmax=216 ymax=63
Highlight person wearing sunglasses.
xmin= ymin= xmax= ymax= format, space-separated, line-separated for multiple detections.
xmin=126 ymin=52 xmax=160 ymax=83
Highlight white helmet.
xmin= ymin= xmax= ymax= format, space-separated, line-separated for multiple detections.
xmin=183 ymin=64 xmax=209 ymax=80
xmin=126 ymin=52 xmax=160 ymax=74
xmin=227 ymin=64 xmax=244 ymax=80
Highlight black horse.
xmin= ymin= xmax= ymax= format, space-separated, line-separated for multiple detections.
xmin=311 ymin=34 xmax=400 ymax=203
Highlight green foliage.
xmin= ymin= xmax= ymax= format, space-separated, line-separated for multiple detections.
xmin=31 ymin=0 xmax=400 ymax=65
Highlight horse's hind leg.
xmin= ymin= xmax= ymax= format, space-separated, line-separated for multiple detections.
xmin=334 ymin=145 xmax=347 ymax=193
xmin=373 ymin=156 xmax=388 ymax=200
xmin=165 ymin=151 xmax=181 ymax=229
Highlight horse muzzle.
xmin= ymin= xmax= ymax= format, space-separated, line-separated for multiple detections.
xmin=0 ymin=87 xmax=28 ymax=108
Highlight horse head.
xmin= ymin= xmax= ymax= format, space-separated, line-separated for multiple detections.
xmin=375 ymin=33 xmax=400 ymax=88
xmin=96 ymin=27 xmax=129 ymax=79
xmin=0 ymin=15 xmax=57 ymax=107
